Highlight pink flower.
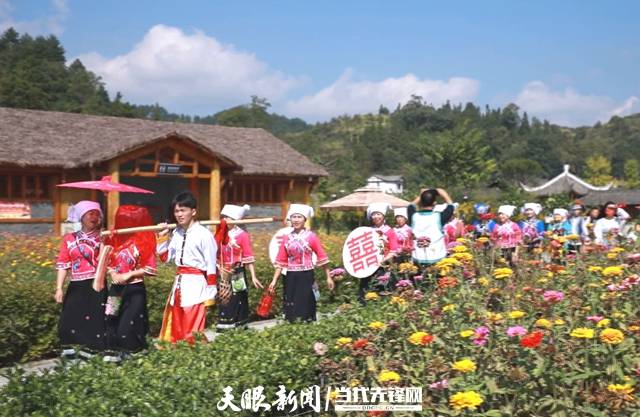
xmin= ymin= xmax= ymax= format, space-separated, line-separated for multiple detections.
xmin=586 ymin=315 xmax=604 ymax=323
xmin=376 ymin=273 xmax=390 ymax=285
xmin=413 ymin=290 xmax=424 ymax=301
xmin=543 ymin=290 xmax=564 ymax=303
xmin=313 ymin=342 xmax=328 ymax=356
xmin=472 ymin=326 xmax=489 ymax=346
xmin=428 ymin=379 xmax=449 ymax=390
xmin=506 ymin=326 xmax=527 ymax=338
xmin=413 ymin=275 xmax=424 ymax=282
xmin=396 ymin=279 xmax=413 ymax=288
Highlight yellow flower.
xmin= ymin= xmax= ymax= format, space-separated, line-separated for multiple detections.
xmin=588 ymin=266 xmax=603 ymax=273
xmin=449 ymin=391 xmax=484 ymax=410
xmin=607 ymin=384 xmax=634 ymax=395
xmin=610 ymin=247 xmax=626 ymax=253
xmin=452 ymin=245 xmax=469 ymax=253
xmin=493 ymin=267 xmax=513 ymax=280
xmin=596 ymin=319 xmax=611 ymax=328
xmin=599 ymin=328 xmax=624 ymax=345
xmin=443 ymin=304 xmax=456 ymax=312
xmin=349 ymin=379 xmax=361 ymax=387
xmin=378 ymin=369 xmax=401 ymax=384
xmin=452 ymin=252 xmax=474 ymax=262
xmin=508 ymin=310 xmax=526 ymax=319
xmin=612 ymin=312 xmax=626 ymax=319
xmin=456 ymin=237 xmax=469 ymax=244
xmin=570 ymin=328 xmax=595 ymax=339
xmin=566 ymin=234 xmax=580 ymax=240
xmin=486 ymin=312 xmax=503 ymax=322
xmin=477 ymin=237 xmax=489 ymax=244
xmin=478 ymin=277 xmax=489 ymax=286
xmin=629 ymin=325 xmax=640 ymax=332
xmin=390 ymin=296 xmax=407 ymax=306
xmin=368 ymin=321 xmax=386 ymax=330
xmin=398 ymin=262 xmax=418 ymax=274
xmin=602 ymin=266 xmax=624 ymax=277
xmin=364 ymin=292 xmax=380 ymax=301
xmin=336 ymin=337 xmax=352 ymax=347
xmin=459 ymin=330 xmax=475 ymax=338
xmin=408 ymin=331 xmax=434 ymax=345
xmin=554 ymin=319 xmax=565 ymax=326
xmin=535 ymin=318 xmax=553 ymax=329
xmin=607 ymin=252 xmax=619 ymax=260
xmin=452 ymin=359 xmax=477 ymax=373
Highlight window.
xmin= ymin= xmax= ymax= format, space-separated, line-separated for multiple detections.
xmin=227 ymin=181 xmax=283 ymax=204
xmin=0 ymin=174 xmax=52 ymax=200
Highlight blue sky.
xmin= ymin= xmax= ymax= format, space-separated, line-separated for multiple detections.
xmin=2 ymin=0 xmax=639 ymax=126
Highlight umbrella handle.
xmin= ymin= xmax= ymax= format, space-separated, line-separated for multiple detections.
xmin=100 ymin=217 xmax=274 ymax=237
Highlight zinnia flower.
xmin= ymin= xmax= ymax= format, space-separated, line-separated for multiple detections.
xmin=378 ymin=369 xmax=401 ymax=384
xmin=408 ymin=331 xmax=434 ymax=346
xmin=364 ymin=292 xmax=380 ymax=301
xmin=442 ymin=304 xmax=456 ymax=312
xmin=508 ymin=310 xmax=526 ymax=319
xmin=395 ymin=279 xmax=414 ymax=288
xmin=472 ymin=326 xmax=490 ymax=346
xmin=586 ymin=315 xmax=604 ymax=323
xmin=449 ymin=391 xmax=483 ymax=410
xmin=428 ymin=379 xmax=449 ymax=390
xmin=506 ymin=326 xmax=527 ymax=338
xmin=493 ymin=267 xmax=514 ymax=280
xmin=452 ymin=359 xmax=477 ymax=373
xmin=602 ymin=266 xmax=624 ymax=277
xmin=596 ymin=319 xmax=611 ymax=328
xmin=520 ymin=331 xmax=543 ymax=348
xmin=535 ymin=318 xmax=553 ymax=329
xmin=368 ymin=321 xmax=386 ymax=330
xmin=599 ymin=328 xmax=624 ymax=345
xmin=336 ymin=337 xmax=352 ymax=346
xmin=313 ymin=342 xmax=328 ymax=355
xmin=460 ymin=330 xmax=474 ymax=338
xmin=352 ymin=338 xmax=369 ymax=349
xmin=607 ymin=384 xmax=634 ymax=395
xmin=543 ymin=290 xmax=564 ymax=303
xmin=570 ymin=328 xmax=595 ymax=339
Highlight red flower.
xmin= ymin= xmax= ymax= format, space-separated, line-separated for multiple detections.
xmin=438 ymin=276 xmax=459 ymax=289
xmin=520 ymin=331 xmax=543 ymax=348
xmin=352 ymin=338 xmax=370 ymax=350
xmin=421 ymin=334 xmax=435 ymax=345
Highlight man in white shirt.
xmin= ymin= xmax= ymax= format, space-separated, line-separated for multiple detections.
xmin=157 ymin=192 xmax=218 ymax=344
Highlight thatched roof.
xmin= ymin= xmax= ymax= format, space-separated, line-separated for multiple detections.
xmin=521 ymin=165 xmax=612 ymax=196
xmin=320 ymin=188 xmax=411 ymax=211
xmin=581 ymin=189 xmax=640 ymax=207
xmin=0 ymin=107 xmax=328 ymax=177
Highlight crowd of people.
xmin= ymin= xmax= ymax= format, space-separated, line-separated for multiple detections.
xmin=52 ymin=187 xmax=638 ymax=362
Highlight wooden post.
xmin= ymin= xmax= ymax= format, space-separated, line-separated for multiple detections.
xmin=209 ymin=161 xmax=221 ymax=221
xmin=53 ymin=174 xmax=61 ymax=235
xmin=107 ymin=160 xmax=120 ymax=229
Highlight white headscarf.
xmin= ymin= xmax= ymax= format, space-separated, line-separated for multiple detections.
xmin=287 ymin=203 xmax=314 ymax=220
xmin=66 ymin=201 xmax=102 ymax=222
xmin=522 ymin=203 xmax=543 ymax=215
xmin=220 ymin=204 xmax=250 ymax=220
xmin=498 ymin=205 xmax=517 ymax=218
xmin=366 ymin=202 xmax=391 ymax=219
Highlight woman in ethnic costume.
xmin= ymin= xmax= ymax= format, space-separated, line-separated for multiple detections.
xmin=269 ymin=204 xmax=334 ymax=322
xmin=490 ymin=205 xmax=522 ymax=266
xmin=216 ymin=204 xmax=263 ymax=331
xmin=594 ymin=202 xmax=630 ymax=248
xmin=519 ymin=203 xmax=545 ymax=253
xmin=103 ymin=205 xmax=156 ymax=360
xmin=393 ymin=207 xmax=414 ymax=263
xmin=357 ymin=202 xmax=399 ymax=304
xmin=54 ymin=201 xmax=106 ymax=358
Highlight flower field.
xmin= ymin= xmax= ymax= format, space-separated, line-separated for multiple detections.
xmin=1 ymin=231 xmax=640 ymax=415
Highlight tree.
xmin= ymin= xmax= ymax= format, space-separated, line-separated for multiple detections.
xmin=623 ymin=159 xmax=640 ymax=189
xmin=584 ymin=154 xmax=614 ymax=186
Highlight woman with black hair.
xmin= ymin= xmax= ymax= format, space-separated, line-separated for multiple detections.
xmin=408 ymin=188 xmax=454 ymax=266
xmin=594 ymin=201 xmax=630 ymax=248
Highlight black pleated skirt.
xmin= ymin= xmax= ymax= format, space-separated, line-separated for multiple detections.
xmin=217 ymin=267 xmax=250 ymax=330
xmin=282 ymin=270 xmax=316 ymax=323
xmin=59 ymin=279 xmax=107 ymax=352
xmin=105 ymin=282 xmax=149 ymax=353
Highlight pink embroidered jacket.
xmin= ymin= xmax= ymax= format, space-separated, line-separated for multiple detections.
xmin=56 ymin=230 xmax=101 ymax=281
xmin=374 ymin=224 xmax=399 ymax=256
xmin=275 ymin=229 xmax=329 ymax=272
xmin=112 ymin=243 xmax=157 ymax=284
xmin=221 ymin=227 xmax=256 ymax=269
xmin=393 ymin=224 xmax=414 ymax=254
xmin=490 ymin=221 xmax=523 ymax=249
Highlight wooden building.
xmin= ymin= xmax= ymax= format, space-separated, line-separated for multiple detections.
xmin=0 ymin=107 xmax=327 ymax=234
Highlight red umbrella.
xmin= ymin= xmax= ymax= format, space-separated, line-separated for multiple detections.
xmin=57 ymin=176 xmax=154 ymax=194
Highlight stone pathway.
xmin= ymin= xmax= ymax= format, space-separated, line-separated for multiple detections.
xmin=0 ymin=317 xmax=283 ymax=388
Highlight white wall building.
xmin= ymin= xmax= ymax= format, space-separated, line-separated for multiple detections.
xmin=364 ymin=175 xmax=404 ymax=194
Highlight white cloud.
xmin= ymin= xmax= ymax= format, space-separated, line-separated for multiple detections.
xmin=515 ymin=81 xmax=640 ymax=127
xmin=284 ymin=69 xmax=479 ymax=121
xmin=77 ymin=24 xmax=304 ymax=114
xmin=0 ymin=0 xmax=68 ymax=35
